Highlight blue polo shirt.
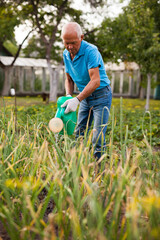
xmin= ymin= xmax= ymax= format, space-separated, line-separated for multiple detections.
xmin=63 ymin=40 xmax=110 ymax=92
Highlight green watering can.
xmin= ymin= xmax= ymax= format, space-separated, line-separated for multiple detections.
xmin=51 ymin=96 xmax=77 ymax=135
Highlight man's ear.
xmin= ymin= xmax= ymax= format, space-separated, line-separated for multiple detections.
xmin=81 ymin=34 xmax=84 ymax=41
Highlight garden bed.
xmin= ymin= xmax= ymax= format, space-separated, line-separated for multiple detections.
xmin=0 ymin=97 xmax=160 ymax=239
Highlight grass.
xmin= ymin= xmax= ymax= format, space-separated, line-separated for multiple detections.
xmin=0 ymin=96 xmax=160 ymax=240
xmin=1 ymin=95 xmax=160 ymax=109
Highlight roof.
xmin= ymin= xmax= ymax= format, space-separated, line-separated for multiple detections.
xmin=0 ymin=56 xmax=56 ymax=68
xmin=0 ymin=56 xmax=139 ymax=71
xmin=105 ymin=62 xmax=139 ymax=71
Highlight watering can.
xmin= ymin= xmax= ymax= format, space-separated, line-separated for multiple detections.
xmin=49 ymin=96 xmax=77 ymax=135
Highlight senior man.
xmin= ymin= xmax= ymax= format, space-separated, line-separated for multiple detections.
xmin=61 ymin=22 xmax=112 ymax=160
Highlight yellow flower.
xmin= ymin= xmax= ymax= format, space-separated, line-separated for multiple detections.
xmin=140 ymin=196 xmax=160 ymax=213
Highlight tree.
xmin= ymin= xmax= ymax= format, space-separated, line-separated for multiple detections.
xmin=91 ymin=14 xmax=131 ymax=63
xmin=124 ymin=0 xmax=160 ymax=110
xmin=0 ymin=1 xmax=20 ymax=45
xmin=0 ymin=0 xmax=33 ymax=95
xmin=97 ymin=0 xmax=160 ymax=110
xmin=1 ymin=0 xmax=113 ymax=100
xmin=11 ymin=0 xmax=107 ymax=101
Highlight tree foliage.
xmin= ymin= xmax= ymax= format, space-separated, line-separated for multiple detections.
xmin=1 ymin=0 xmax=107 ymax=60
xmin=0 ymin=1 xmax=20 ymax=45
xmin=22 ymin=0 xmax=107 ymax=60
xmin=18 ymin=0 xmax=108 ymax=101
xmin=0 ymin=0 xmax=108 ymax=100
xmin=125 ymin=0 xmax=160 ymax=75
xmin=21 ymin=0 xmax=83 ymax=60
xmin=97 ymin=0 xmax=160 ymax=75
xmin=96 ymin=0 xmax=160 ymax=109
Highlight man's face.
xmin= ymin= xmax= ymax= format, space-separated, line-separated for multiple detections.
xmin=62 ymin=31 xmax=83 ymax=57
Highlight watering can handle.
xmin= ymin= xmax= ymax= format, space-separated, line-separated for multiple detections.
xmin=60 ymin=107 xmax=65 ymax=117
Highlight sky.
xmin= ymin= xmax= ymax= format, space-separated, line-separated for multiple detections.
xmin=15 ymin=0 xmax=130 ymax=45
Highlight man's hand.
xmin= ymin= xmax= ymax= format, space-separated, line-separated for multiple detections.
xmin=61 ymin=97 xmax=80 ymax=114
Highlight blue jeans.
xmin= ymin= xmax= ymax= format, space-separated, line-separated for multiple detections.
xmin=75 ymin=85 xmax=112 ymax=159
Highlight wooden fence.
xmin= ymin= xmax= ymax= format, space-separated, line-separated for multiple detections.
xmin=110 ymin=70 xmax=141 ymax=98
xmin=0 ymin=65 xmax=66 ymax=97
xmin=0 ymin=65 xmax=156 ymax=99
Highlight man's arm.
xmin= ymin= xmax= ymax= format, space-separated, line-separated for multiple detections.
xmin=65 ymin=73 xmax=74 ymax=95
xmin=76 ymin=67 xmax=100 ymax=101
xmin=61 ymin=67 xmax=100 ymax=114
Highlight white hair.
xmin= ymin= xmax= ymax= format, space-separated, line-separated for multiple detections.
xmin=61 ymin=22 xmax=83 ymax=39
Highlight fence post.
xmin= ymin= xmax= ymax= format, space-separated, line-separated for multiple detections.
xmin=145 ymin=73 xmax=151 ymax=111
xmin=128 ymin=71 xmax=134 ymax=97
xmin=111 ymin=72 xmax=115 ymax=93
xmin=49 ymin=67 xmax=57 ymax=102
xmin=120 ymin=71 xmax=124 ymax=94
xmin=42 ymin=67 xmax=46 ymax=92
xmin=19 ymin=67 xmax=24 ymax=93
xmin=31 ymin=67 xmax=35 ymax=93
xmin=136 ymin=70 xmax=140 ymax=97
xmin=128 ymin=73 xmax=132 ymax=97
xmin=62 ymin=67 xmax=65 ymax=94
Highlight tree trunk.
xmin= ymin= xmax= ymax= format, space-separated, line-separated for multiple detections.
xmin=47 ymin=59 xmax=57 ymax=102
xmin=140 ymin=87 xmax=145 ymax=100
xmin=139 ymin=73 xmax=144 ymax=99
xmin=2 ymin=66 xmax=12 ymax=96
xmin=145 ymin=73 xmax=151 ymax=111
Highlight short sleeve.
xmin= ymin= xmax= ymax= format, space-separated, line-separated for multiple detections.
xmin=87 ymin=49 xmax=101 ymax=70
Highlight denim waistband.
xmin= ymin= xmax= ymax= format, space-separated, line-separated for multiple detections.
xmin=90 ymin=85 xmax=111 ymax=97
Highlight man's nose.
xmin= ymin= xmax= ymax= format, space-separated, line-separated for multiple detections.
xmin=68 ymin=44 xmax=73 ymax=49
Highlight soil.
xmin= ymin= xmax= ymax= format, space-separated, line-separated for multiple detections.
xmin=0 ymin=221 xmax=10 ymax=240
xmin=0 ymin=188 xmax=54 ymax=240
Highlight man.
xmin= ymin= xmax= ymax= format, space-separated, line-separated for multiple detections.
xmin=61 ymin=22 xmax=112 ymax=160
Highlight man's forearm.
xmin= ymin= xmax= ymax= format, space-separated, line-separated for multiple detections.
xmin=77 ymin=79 xmax=100 ymax=101
xmin=77 ymin=67 xmax=100 ymax=102
xmin=65 ymin=76 xmax=74 ymax=96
